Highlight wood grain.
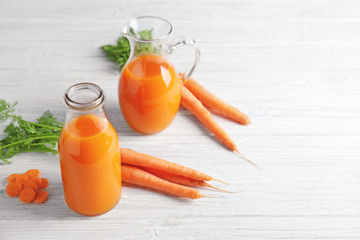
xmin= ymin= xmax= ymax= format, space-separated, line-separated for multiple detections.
xmin=1 ymin=0 xmax=360 ymax=239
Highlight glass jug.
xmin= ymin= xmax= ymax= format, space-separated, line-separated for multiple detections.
xmin=118 ymin=16 xmax=200 ymax=134
xmin=58 ymin=83 xmax=122 ymax=216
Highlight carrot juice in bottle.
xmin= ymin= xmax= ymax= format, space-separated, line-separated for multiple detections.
xmin=58 ymin=83 xmax=121 ymax=216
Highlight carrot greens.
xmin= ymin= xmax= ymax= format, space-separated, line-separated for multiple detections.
xmin=100 ymin=29 xmax=153 ymax=72
xmin=0 ymin=99 xmax=63 ymax=163
xmin=101 ymin=37 xmax=131 ymax=72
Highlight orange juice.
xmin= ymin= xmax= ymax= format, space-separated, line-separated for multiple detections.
xmin=119 ymin=54 xmax=181 ymax=134
xmin=58 ymin=114 xmax=121 ymax=216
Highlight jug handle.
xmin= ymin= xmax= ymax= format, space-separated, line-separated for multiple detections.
xmin=166 ymin=37 xmax=200 ymax=82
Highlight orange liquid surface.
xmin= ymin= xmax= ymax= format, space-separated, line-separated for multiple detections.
xmin=58 ymin=114 xmax=121 ymax=216
xmin=119 ymin=54 xmax=181 ymax=134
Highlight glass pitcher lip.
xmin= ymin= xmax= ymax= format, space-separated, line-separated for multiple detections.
xmin=124 ymin=16 xmax=173 ymax=42
xmin=64 ymin=82 xmax=105 ymax=111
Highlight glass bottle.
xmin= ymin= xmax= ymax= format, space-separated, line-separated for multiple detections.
xmin=58 ymin=83 xmax=121 ymax=216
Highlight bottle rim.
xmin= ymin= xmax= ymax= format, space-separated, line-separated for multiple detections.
xmin=64 ymin=82 xmax=105 ymax=111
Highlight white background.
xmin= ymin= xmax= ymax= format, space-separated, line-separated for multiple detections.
xmin=1 ymin=0 xmax=360 ymax=239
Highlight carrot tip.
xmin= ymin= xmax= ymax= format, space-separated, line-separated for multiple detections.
xmin=233 ymin=149 xmax=261 ymax=170
xmin=201 ymin=195 xmax=225 ymax=198
xmin=207 ymin=184 xmax=234 ymax=193
xmin=211 ymin=178 xmax=229 ymax=185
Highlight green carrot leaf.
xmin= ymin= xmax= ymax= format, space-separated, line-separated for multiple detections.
xmin=100 ymin=29 xmax=153 ymax=72
xmin=0 ymin=99 xmax=63 ymax=164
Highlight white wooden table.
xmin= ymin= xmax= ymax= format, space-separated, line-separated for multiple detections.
xmin=1 ymin=0 xmax=360 ymax=239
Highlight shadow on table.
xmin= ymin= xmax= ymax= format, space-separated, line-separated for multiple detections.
xmin=105 ymin=104 xmax=143 ymax=137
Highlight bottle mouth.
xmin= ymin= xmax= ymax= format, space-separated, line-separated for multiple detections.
xmin=64 ymin=83 xmax=104 ymax=111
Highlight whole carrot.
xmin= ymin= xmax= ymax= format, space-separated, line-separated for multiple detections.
xmin=184 ymin=78 xmax=251 ymax=125
xmin=142 ymin=167 xmax=230 ymax=192
xmin=120 ymin=148 xmax=224 ymax=183
xmin=181 ymin=86 xmax=236 ymax=151
xmin=180 ymin=87 xmax=257 ymax=168
xmin=122 ymin=164 xmax=204 ymax=199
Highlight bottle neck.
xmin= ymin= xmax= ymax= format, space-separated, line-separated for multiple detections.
xmin=65 ymin=106 xmax=107 ymax=126
xmin=63 ymin=83 xmax=107 ymax=125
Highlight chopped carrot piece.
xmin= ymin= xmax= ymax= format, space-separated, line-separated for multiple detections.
xmin=19 ymin=188 xmax=36 ymax=203
xmin=30 ymin=176 xmax=41 ymax=187
xmin=5 ymin=169 xmax=49 ymax=204
xmin=34 ymin=190 xmax=48 ymax=204
xmin=23 ymin=180 xmax=38 ymax=192
xmin=26 ymin=169 xmax=40 ymax=178
xmin=7 ymin=173 xmax=19 ymax=183
xmin=39 ymin=178 xmax=49 ymax=189
xmin=16 ymin=174 xmax=29 ymax=186
xmin=6 ymin=182 xmax=23 ymax=197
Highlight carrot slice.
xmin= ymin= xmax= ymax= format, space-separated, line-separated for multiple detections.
xmin=19 ymin=188 xmax=36 ymax=203
xmin=39 ymin=178 xmax=49 ymax=189
xmin=34 ymin=190 xmax=48 ymax=204
xmin=16 ymin=174 xmax=29 ymax=186
xmin=23 ymin=180 xmax=39 ymax=192
xmin=6 ymin=182 xmax=23 ymax=197
xmin=7 ymin=173 xmax=19 ymax=183
xmin=30 ymin=176 xmax=41 ymax=187
xmin=26 ymin=169 xmax=40 ymax=178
